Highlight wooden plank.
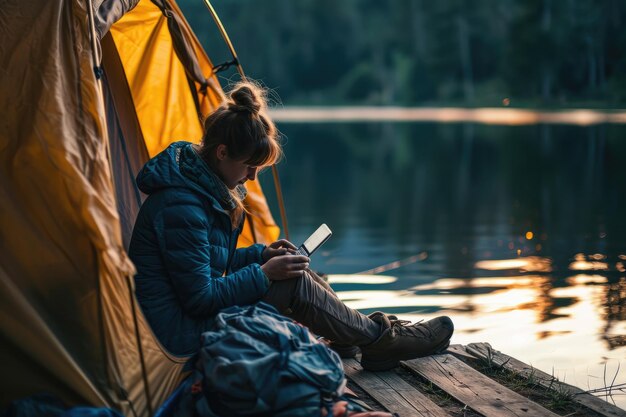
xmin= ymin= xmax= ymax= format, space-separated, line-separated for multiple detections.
xmin=343 ymin=358 xmax=451 ymax=417
xmin=466 ymin=343 xmax=626 ymax=417
xmin=402 ymin=354 xmax=560 ymax=417
xmin=445 ymin=344 xmax=479 ymax=361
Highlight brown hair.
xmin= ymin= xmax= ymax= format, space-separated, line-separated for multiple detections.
xmin=198 ymin=81 xmax=282 ymax=227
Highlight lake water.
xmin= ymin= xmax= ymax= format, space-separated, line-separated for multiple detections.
xmin=259 ymin=119 xmax=626 ymax=409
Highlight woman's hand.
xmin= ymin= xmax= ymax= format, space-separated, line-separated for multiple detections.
xmin=261 ymin=254 xmax=309 ymax=281
xmin=262 ymin=239 xmax=297 ymax=263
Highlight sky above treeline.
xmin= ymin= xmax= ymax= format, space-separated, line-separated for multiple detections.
xmin=179 ymin=0 xmax=626 ymax=107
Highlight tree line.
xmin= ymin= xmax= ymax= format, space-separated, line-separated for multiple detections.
xmin=179 ymin=0 xmax=626 ymax=107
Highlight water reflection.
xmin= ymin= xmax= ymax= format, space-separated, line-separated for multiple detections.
xmin=570 ymin=253 xmax=610 ymax=271
xmin=330 ymin=270 xmax=626 ymax=343
xmin=330 ymin=268 xmax=626 ymax=347
xmin=327 ymin=274 xmax=397 ymax=285
xmin=475 ymin=256 xmax=552 ymax=272
xmin=605 ymin=277 xmax=626 ymax=350
xmin=331 ymin=271 xmax=626 ymax=406
xmin=260 ymin=121 xmax=626 ymax=407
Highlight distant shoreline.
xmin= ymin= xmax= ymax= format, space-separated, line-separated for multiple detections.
xmin=269 ymin=106 xmax=626 ymax=125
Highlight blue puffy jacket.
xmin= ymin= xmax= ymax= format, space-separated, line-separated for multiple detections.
xmin=129 ymin=141 xmax=269 ymax=355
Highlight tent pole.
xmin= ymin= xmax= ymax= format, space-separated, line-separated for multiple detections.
xmin=200 ymin=0 xmax=245 ymax=78
xmin=201 ymin=0 xmax=290 ymax=241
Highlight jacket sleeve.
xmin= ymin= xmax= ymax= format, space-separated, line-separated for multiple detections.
xmin=156 ymin=200 xmax=270 ymax=318
xmin=230 ymin=244 xmax=266 ymax=272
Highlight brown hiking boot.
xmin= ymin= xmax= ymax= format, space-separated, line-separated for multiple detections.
xmin=360 ymin=313 xmax=454 ymax=371
xmin=328 ymin=315 xmax=399 ymax=359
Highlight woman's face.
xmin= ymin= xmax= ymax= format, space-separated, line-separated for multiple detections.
xmin=214 ymin=144 xmax=259 ymax=189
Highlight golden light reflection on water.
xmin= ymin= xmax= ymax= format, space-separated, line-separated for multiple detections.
xmin=475 ymin=256 xmax=552 ymax=272
xmin=327 ymin=274 xmax=397 ymax=284
xmin=336 ymin=290 xmax=466 ymax=309
xmin=566 ymin=274 xmax=607 ymax=285
xmin=569 ymin=261 xmax=610 ymax=271
xmin=413 ymin=276 xmax=544 ymax=290
xmin=332 ymin=269 xmax=626 ymax=408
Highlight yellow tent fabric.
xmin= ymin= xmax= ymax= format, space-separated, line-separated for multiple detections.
xmin=109 ymin=0 xmax=215 ymax=157
xmin=110 ymin=0 xmax=280 ymax=247
xmin=1 ymin=0 xmax=281 ymax=414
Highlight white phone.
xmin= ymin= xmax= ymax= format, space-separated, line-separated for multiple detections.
xmin=295 ymin=224 xmax=332 ymax=257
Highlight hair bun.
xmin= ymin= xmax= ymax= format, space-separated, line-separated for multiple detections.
xmin=229 ymin=84 xmax=263 ymax=115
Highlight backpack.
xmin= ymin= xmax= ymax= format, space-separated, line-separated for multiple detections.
xmin=177 ymin=302 xmax=346 ymax=417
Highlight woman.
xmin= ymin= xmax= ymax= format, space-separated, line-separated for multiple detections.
xmin=129 ymin=81 xmax=453 ymax=371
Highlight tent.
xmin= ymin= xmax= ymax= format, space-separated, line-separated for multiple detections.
xmin=0 ymin=0 xmax=283 ymax=415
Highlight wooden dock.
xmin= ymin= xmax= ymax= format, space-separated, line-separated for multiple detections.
xmin=342 ymin=343 xmax=626 ymax=417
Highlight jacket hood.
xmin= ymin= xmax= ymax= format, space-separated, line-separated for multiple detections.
xmin=136 ymin=141 xmax=203 ymax=194
xmin=137 ymin=141 xmax=248 ymax=211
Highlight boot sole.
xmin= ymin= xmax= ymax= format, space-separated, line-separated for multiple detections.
xmin=360 ymin=337 xmax=451 ymax=372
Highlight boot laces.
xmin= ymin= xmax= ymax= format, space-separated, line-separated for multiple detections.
xmin=389 ymin=318 xmax=433 ymax=338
